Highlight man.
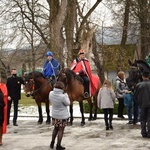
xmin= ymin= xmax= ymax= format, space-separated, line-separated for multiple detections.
xmin=70 ymin=49 xmax=97 ymax=98
xmin=7 ymin=69 xmax=24 ymax=126
xmin=134 ymin=70 xmax=150 ymax=138
xmin=42 ymin=51 xmax=60 ymax=80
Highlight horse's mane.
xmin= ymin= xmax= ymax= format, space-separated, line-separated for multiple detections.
xmin=65 ymin=68 xmax=76 ymax=81
xmin=28 ymin=71 xmax=45 ymax=79
xmin=136 ymin=60 xmax=150 ymax=71
xmin=64 ymin=68 xmax=83 ymax=83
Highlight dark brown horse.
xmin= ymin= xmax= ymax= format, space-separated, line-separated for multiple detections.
xmin=57 ymin=68 xmax=101 ymax=126
xmin=24 ymin=71 xmax=52 ymax=124
xmin=126 ymin=60 xmax=150 ymax=90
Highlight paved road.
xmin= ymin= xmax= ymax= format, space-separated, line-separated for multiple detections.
xmin=1 ymin=117 xmax=150 ymax=150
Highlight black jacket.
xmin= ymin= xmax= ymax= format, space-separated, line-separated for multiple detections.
xmin=134 ymin=79 xmax=150 ymax=108
xmin=6 ymin=76 xmax=24 ymax=100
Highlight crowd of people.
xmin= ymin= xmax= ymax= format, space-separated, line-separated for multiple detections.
xmin=0 ymin=49 xmax=150 ymax=149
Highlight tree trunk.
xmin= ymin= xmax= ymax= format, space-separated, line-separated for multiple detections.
xmin=138 ymin=0 xmax=150 ymax=60
xmin=49 ymin=0 xmax=68 ymax=66
xmin=118 ymin=0 xmax=131 ymax=70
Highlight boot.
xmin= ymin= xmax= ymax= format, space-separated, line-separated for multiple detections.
xmin=0 ymin=126 xmax=3 ymax=146
xmin=50 ymin=141 xmax=54 ymax=149
xmin=56 ymin=144 xmax=66 ymax=150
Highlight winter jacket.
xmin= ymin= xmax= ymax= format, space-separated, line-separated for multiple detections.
xmin=6 ymin=76 xmax=24 ymax=101
xmin=134 ymin=79 xmax=150 ymax=108
xmin=97 ymin=86 xmax=116 ymax=109
xmin=116 ymin=76 xmax=126 ymax=98
xmin=49 ymin=88 xmax=70 ymax=119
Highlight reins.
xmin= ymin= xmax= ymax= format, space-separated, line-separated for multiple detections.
xmin=28 ymin=78 xmax=52 ymax=94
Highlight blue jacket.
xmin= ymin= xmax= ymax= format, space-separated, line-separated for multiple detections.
xmin=42 ymin=58 xmax=60 ymax=78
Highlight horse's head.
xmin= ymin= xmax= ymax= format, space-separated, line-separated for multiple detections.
xmin=57 ymin=69 xmax=67 ymax=84
xmin=24 ymin=73 xmax=35 ymax=97
xmin=57 ymin=68 xmax=77 ymax=85
xmin=126 ymin=59 xmax=150 ymax=90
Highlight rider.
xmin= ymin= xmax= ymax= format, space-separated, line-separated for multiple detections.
xmin=42 ymin=51 xmax=60 ymax=82
xmin=70 ymin=49 xmax=93 ymax=98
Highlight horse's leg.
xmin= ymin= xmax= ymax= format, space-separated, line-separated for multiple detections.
xmin=93 ymin=95 xmax=97 ymax=120
xmin=37 ymin=103 xmax=43 ymax=124
xmin=45 ymin=101 xmax=51 ymax=124
xmin=69 ymin=104 xmax=73 ymax=126
xmin=87 ymin=97 xmax=93 ymax=121
xmin=79 ymin=101 xmax=85 ymax=126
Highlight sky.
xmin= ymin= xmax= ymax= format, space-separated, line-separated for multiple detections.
xmin=0 ymin=0 xmax=113 ymax=49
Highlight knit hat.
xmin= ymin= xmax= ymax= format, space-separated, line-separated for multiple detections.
xmin=46 ymin=51 xmax=53 ymax=57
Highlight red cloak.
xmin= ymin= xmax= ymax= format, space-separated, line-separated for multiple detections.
xmin=70 ymin=58 xmax=99 ymax=96
xmin=0 ymin=83 xmax=8 ymax=134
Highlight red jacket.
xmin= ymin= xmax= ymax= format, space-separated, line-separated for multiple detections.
xmin=70 ymin=58 xmax=99 ymax=96
xmin=0 ymin=83 xmax=8 ymax=134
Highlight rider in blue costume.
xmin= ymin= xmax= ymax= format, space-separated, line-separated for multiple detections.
xmin=42 ymin=51 xmax=60 ymax=80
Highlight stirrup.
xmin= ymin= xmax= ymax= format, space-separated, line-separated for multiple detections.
xmin=84 ymin=92 xmax=90 ymax=98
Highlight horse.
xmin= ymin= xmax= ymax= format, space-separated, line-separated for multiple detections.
xmin=126 ymin=59 xmax=150 ymax=124
xmin=57 ymin=68 xmax=101 ymax=126
xmin=126 ymin=59 xmax=150 ymax=90
xmin=24 ymin=71 xmax=52 ymax=124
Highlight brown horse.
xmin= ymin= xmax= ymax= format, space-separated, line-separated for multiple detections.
xmin=24 ymin=71 xmax=52 ymax=124
xmin=57 ymin=68 xmax=101 ymax=126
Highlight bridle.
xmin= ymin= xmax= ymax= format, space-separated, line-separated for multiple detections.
xmin=127 ymin=66 xmax=142 ymax=90
xmin=24 ymin=78 xmax=51 ymax=96
xmin=57 ymin=70 xmax=68 ymax=85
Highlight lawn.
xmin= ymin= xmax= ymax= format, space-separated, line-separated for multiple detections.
xmin=19 ymin=93 xmax=36 ymax=106
xmin=20 ymin=93 xmax=124 ymax=115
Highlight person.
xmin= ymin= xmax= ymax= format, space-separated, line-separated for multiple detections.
xmin=0 ymin=70 xmax=8 ymax=146
xmin=49 ymin=81 xmax=70 ymax=150
xmin=42 ymin=51 xmax=60 ymax=81
xmin=124 ymin=87 xmax=134 ymax=124
xmin=134 ymin=70 xmax=150 ymax=138
xmin=116 ymin=71 xmax=126 ymax=119
xmin=70 ymin=49 xmax=96 ymax=98
xmin=7 ymin=69 xmax=24 ymax=126
xmin=97 ymin=79 xmax=116 ymax=130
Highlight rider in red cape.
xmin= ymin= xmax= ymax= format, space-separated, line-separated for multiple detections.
xmin=70 ymin=49 xmax=99 ymax=98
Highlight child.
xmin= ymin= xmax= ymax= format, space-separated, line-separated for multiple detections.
xmin=97 ymin=80 xmax=116 ymax=130
xmin=124 ymin=87 xmax=134 ymax=124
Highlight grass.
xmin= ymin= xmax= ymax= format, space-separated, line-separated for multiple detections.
xmin=19 ymin=93 xmax=36 ymax=106
xmin=20 ymin=93 xmax=126 ymax=115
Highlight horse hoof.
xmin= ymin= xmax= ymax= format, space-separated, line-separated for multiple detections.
xmin=93 ymin=117 xmax=97 ymax=120
xmin=88 ymin=118 xmax=92 ymax=121
xmin=37 ymin=121 xmax=43 ymax=125
xmin=68 ymin=122 xmax=73 ymax=126
xmin=46 ymin=121 xmax=51 ymax=125
xmin=81 ymin=122 xmax=85 ymax=126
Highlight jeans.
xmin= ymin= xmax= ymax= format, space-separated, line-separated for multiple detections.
xmin=126 ymin=106 xmax=133 ymax=121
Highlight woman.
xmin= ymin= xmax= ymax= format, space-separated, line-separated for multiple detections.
xmin=98 ymin=80 xmax=116 ymax=130
xmin=0 ymin=71 xmax=8 ymax=145
xmin=116 ymin=71 xmax=126 ymax=119
xmin=49 ymin=81 xmax=70 ymax=150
